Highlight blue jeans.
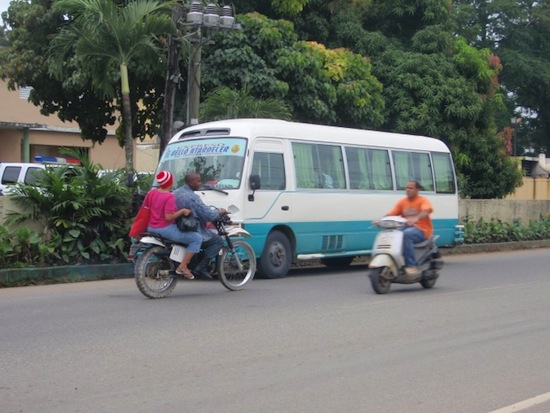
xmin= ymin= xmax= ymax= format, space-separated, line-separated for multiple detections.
xmin=400 ymin=226 xmax=426 ymax=267
xmin=201 ymin=234 xmax=224 ymax=259
xmin=147 ymin=223 xmax=202 ymax=253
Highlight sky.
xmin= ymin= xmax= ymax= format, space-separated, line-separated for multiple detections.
xmin=1 ymin=0 xmax=10 ymax=15
xmin=1 ymin=0 xmax=9 ymax=11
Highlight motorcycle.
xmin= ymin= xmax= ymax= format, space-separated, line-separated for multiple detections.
xmin=367 ymin=216 xmax=444 ymax=294
xmin=130 ymin=211 xmax=256 ymax=299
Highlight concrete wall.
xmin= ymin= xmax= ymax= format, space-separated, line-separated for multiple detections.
xmin=459 ymin=199 xmax=550 ymax=223
xmin=0 ymin=196 xmax=43 ymax=232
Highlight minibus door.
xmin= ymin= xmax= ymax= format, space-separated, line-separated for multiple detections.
xmin=245 ymin=139 xmax=292 ymax=226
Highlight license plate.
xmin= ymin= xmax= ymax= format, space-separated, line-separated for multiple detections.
xmin=170 ymin=245 xmax=186 ymax=262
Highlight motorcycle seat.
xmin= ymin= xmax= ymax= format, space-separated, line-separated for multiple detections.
xmin=140 ymin=232 xmax=189 ymax=248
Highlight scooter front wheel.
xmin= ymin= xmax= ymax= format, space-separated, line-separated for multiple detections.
xmin=369 ymin=266 xmax=392 ymax=294
xmin=218 ymin=240 xmax=256 ymax=291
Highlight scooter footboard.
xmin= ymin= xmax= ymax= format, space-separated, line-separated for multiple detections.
xmin=368 ymin=254 xmax=398 ymax=274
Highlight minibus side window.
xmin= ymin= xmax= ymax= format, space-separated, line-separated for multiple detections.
xmin=392 ymin=151 xmax=434 ymax=191
xmin=251 ymin=152 xmax=286 ymax=190
xmin=432 ymin=152 xmax=456 ymax=193
xmin=369 ymin=149 xmax=392 ymax=190
xmin=293 ymin=142 xmax=345 ymax=189
xmin=317 ymin=144 xmax=345 ymax=189
xmin=345 ymin=147 xmax=392 ymax=190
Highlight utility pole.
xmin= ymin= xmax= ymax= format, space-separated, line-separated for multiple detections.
xmin=160 ymin=3 xmax=184 ymax=157
xmin=187 ymin=28 xmax=202 ymax=126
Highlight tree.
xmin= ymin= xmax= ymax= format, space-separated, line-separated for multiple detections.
xmin=0 ymin=18 xmax=8 ymax=47
xmin=201 ymin=86 xmax=292 ymax=121
xmin=287 ymin=0 xmax=522 ymax=198
xmin=0 ymin=0 xmax=167 ymax=145
xmin=452 ymin=0 xmax=550 ymax=154
xmin=275 ymin=40 xmax=384 ymax=127
xmin=48 ymin=0 xmax=176 ymax=174
xmin=201 ymin=12 xmax=385 ymax=128
xmin=231 ymin=0 xmax=312 ymax=16
xmin=0 ymin=0 xmax=118 ymax=143
xmin=498 ymin=1 xmax=550 ymax=154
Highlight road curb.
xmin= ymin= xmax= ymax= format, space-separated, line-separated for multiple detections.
xmin=0 ymin=263 xmax=133 ymax=288
xmin=441 ymin=239 xmax=550 ymax=255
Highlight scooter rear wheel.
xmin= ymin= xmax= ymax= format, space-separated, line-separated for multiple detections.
xmin=369 ymin=266 xmax=392 ymax=294
xmin=420 ymin=272 xmax=438 ymax=289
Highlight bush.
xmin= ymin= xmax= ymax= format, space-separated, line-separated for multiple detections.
xmin=3 ymin=149 xmax=137 ymax=268
xmin=0 ymin=225 xmax=51 ymax=267
xmin=462 ymin=216 xmax=550 ymax=244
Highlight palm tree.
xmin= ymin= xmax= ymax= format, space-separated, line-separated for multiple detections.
xmin=49 ymin=0 xmax=176 ymax=175
xmin=201 ymin=87 xmax=292 ymax=121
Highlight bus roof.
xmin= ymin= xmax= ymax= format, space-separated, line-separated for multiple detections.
xmin=171 ymin=119 xmax=451 ymax=153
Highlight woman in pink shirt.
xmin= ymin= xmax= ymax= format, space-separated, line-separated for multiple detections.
xmin=145 ymin=171 xmax=202 ymax=279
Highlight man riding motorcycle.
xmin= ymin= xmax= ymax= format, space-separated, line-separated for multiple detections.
xmin=173 ymin=172 xmax=227 ymax=280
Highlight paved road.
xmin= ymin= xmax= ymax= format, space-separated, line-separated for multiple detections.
xmin=1 ymin=249 xmax=550 ymax=413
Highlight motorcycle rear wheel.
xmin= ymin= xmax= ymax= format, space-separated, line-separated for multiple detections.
xmin=218 ymin=240 xmax=256 ymax=291
xmin=369 ymin=266 xmax=392 ymax=294
xmin=135 ymin=246 xmax=177 ymax=299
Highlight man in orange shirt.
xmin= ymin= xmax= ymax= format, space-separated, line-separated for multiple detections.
xmin=386 ymin=180 xmax=434 ymax=276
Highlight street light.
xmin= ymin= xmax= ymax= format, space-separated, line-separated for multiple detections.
xmin=185 ymin=1 xmax=240 ymax=126
xmin=159 ymin=1 xmax=239 ymax=157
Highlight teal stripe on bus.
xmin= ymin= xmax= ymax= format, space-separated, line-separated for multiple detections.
xmin=244 ymin=218 xmax=459 ymax=257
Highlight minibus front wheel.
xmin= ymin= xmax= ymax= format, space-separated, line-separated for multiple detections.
xmin=258 ymin=230 xmax=292 ymax=279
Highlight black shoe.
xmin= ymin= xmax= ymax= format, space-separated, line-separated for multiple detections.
xmin=192 ymin=256 xmax=214 ymax=280
xmin=192 ymin=267 xmax=213 ymax=280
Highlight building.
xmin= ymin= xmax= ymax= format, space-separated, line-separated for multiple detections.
xmin=0 ymin=80 xmax=158 ymax=171
xmin=506 ymin=154 xmax=550 ymax=200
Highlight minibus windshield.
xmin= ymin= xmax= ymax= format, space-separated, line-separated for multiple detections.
xmin=157 ymin=137 xmax=247 ymax=190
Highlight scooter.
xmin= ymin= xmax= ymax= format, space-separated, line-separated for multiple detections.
xmin=367 ymin=216 xmax=444 ymax=294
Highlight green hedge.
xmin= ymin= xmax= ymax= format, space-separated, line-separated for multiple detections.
xmin=462 ymin=216 xmax=550 ymax=244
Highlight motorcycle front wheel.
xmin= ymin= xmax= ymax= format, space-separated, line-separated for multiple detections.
xmin=218 ymin=240 xmax=256 ymax=291
xmin=369 ymin=266 xmax=392 ymax=294
xmin=135 ymin=246 xmax=177 ymax=299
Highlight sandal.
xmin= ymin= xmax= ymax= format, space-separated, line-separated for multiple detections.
xmin=175 ymin=267 xmax=195 ymax=280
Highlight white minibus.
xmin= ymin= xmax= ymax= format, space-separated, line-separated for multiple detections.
xmin=156 ymin=119 xmax=461 ymax=278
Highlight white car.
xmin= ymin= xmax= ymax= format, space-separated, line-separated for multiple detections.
xmin=0 ymin=162 xmax=46 ymax=194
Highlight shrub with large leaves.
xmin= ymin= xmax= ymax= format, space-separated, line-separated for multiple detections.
xmin=6 ymin=154 xmax=132 ymax=265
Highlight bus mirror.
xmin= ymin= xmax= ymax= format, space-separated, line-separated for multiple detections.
xmin=249 ymin=175 xmax=261 ymax=190
xmin=248 ymin=175 xmax=261 ymax=201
